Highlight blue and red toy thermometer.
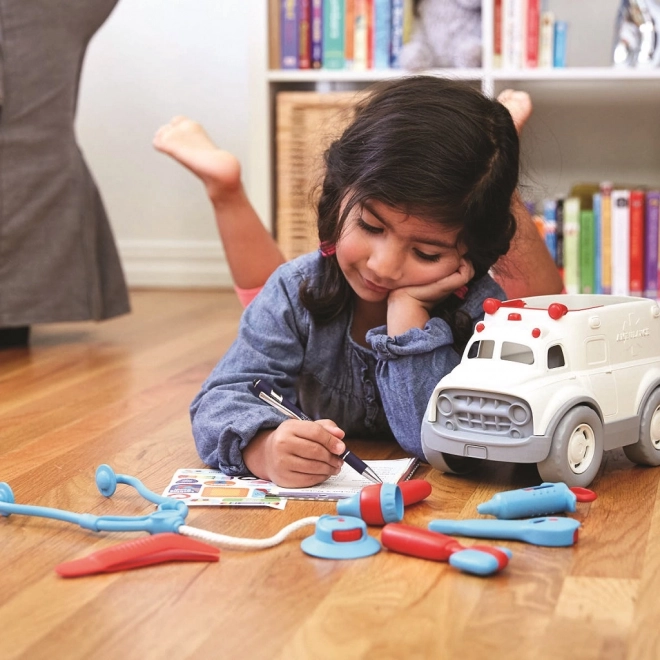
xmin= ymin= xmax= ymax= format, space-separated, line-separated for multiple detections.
xmin=477 ymin=482 xmax=597 ymax=519
xmin=381 ymin=523 xmax=511 ymax=576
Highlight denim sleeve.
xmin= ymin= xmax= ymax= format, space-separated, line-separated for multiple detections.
xmin=189 ymin=264 xmax=309 ymax=475
xmin=366 ymin=276 xmax=506 ymax=460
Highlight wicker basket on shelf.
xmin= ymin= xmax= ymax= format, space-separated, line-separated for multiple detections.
xmin=275 ymin=90 xmax=365 ymax=260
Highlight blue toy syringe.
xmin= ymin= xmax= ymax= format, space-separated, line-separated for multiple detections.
xmin=429 ymin=517 xmax=581 ymax=547
xmin=477 ymin=482 xmax=597 ymax=520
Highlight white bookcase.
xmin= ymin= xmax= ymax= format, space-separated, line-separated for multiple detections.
xmin=248 ymin=0 xmax=660 ymax=235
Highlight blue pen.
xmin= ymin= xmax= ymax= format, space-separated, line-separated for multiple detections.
xmin=248 ymin=379 xmax=382 ymax=484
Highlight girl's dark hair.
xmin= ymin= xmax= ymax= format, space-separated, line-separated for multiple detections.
xmin=300 ymin=76 xmax=519 ymax=351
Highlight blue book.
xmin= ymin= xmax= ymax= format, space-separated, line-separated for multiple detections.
xmin=281 ymin=0 xmax=299 ymax=69
xmin=373 ymin=0 xmax=392 ymax=69
xmin=593 ymin=192 xmax=602 ymax=294
xmin=390 ymin=0 xmax=404 ymax=68
xmin=553 ymin=20 xmax=567 ymax=67
xmin=645 ymin=191 xmax=660 ymax=299
xmin=322 ymin=0 xmax=345 ymax=69
xmin=543 ymin=199 xmax=557 ymax=262
xmin=311 ymin=0 xmax=323 ymax=69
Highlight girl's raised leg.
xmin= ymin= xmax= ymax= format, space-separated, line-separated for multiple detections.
xmin=154 ymin=117 xmax=285 ymax=291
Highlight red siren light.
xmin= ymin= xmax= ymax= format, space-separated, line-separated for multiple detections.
xmin=508 ymin=313 xmax=522 ymax=321
xmin=531 ymin=328 xmax=541 ymax=338
xmin=483 ymin=298 xmax=501 ymax=315
xmin=548 ymin=302 xmax=568 ymax=320
xmin=476 ymin=322 xmax=485 ymax=333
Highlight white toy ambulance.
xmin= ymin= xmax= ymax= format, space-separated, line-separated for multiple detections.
xmin=421 ymin=294 xmax=660 ymax=487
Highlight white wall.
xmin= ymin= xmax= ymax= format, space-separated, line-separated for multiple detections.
xmin=76 ymin=0 xmax=264 ymax=287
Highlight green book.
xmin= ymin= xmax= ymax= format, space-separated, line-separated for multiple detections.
xmin=562 ymin=197 xmax=581 ymax=294
xmin=579 ymin=209 xmax=595 ymax=294
xmin=322 ymin=0 xmax=345 ymax=69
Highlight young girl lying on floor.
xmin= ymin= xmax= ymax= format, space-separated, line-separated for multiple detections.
xmin=154 ymin=77 xmax=562 ymax=487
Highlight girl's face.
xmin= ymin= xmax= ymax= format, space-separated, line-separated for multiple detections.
xmin=335 ymin=198 xmax=465 ymax=303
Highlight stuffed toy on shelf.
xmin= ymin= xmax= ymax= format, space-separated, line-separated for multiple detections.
xmin=400 ymin=0 xmax=482 ymax=70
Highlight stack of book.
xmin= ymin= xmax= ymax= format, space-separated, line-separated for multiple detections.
xmin=494 ymin=0 xmax=567 ymax=68
xmin=272 ymin=0 xmax=410 ymax=70
xmin=533 ymin=184 xmax=660 ymax=299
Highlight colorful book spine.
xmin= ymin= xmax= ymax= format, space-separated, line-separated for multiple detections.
xmin=599 ymin=182 xmax=613 ymax=295
xmin=344 ymin=0 xmax=355 ymax=69
xmin=390 ymin=0 xmax=404 ymax=68
xmin=555 ymin=197 xmax=564 ymax=276
xmin=373 ymin=0 xmax=392 ymax=69
xmin=269 ymin=0 xmax=282 ymax=70
xmin=562 ymin=197 xmax=581 ymax=294
xmin=579 ymin=208 xmax=595 ymax=294
xmin=553 ymin=20 xmax=567 ymax=67
xmin=645 ymin=191 xmax=660 ymax=299
xmin=629 ymin=189 xmax=645 ymax=296
xmin=311 ymin=0 xmax=323 ymax=69
xmin=298 ymin=0 xmax=312 ymax=69
xmin=611 ymin=189 xmax=631 ymax=296
xmin=592 ymin=193 xmax=602 ymax=294
xmin=353 ymin=0 xmax=369 ymax=70
xmin=366 ymin=0 xmax=374 ymax=68
xmin=281 ymin=0 xmax=300 ymax=69
xmin=542 ymin=199 xmax=557 ymax=262
xmin=322 ymin=0 xmax=345 ymax=69
xmin=538 ymin=11 xmax=555 ymax=68
xmin=402 ymin=0 xmax=414 ymax=43
xmin=493 ymin=0 xmax=503 ymax=67
xmin=525 ymin=0 xmax=540 ymax=68
xmin=502 ymin=0 xmax=524 ymax=68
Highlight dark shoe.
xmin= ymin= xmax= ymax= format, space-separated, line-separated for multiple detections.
xmin=0 ymin=326 xmax=30 ymax=349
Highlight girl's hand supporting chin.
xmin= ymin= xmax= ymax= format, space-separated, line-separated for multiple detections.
xmin=386 ymin=257 xmax=475 ymax=337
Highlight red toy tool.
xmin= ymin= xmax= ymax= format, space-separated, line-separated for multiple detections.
xmin=335 ymin=479 xmax=432 ymax=525
xmin=381 ymin=523 xmax=511 ymax=576
xmin=55 ymin=533 xmax=220 ymax=577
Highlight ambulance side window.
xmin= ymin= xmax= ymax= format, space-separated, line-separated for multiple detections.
xmin=501 ymin=342 xmax=534 ymax=365
xmin=467 ymin=340 xmax=495 ymax=359
xmin=547 ymin=345 xmax=566 ymax=369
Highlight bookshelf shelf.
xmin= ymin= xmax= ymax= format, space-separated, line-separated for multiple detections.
xmin=268 ymin=66 xmax=660 ymax=85
xmin=266 ymin=68 xmax=484 ymax=83
xmin=491 ymin=67 xmax=660 ymax=82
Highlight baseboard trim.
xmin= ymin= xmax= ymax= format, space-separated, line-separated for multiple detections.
xmin=118 ymin=239 xmax=232 ymax=288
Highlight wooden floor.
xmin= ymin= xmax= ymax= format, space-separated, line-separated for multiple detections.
xmin=2 ymin=289 xmax=660 ymax=660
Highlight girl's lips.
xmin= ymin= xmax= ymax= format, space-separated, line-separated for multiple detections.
xmin=362 ymin=277 xmax=390 ymax=294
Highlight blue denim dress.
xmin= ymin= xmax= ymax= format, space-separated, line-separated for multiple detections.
xmin=190 ymin=251 xmax=505 ymax=475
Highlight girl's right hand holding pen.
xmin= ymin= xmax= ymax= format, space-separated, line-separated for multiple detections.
xmin=242 ymin=418 xmax=347 ymax=487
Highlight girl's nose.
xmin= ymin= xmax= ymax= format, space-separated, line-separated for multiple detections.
xmin=367 ymin=243 xmax=403 ymax=282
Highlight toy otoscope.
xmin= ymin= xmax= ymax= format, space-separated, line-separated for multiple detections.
xmin=477 ymin=482 xmax=597 ymax=520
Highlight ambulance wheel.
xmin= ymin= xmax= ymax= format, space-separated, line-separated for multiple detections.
xmin=624 ymin=387 xmax=660 ymax=466
xmin=537 ymin=406 xmax=604 ymax=488
xmin=425 ymin=447 xmax=482 ymax=475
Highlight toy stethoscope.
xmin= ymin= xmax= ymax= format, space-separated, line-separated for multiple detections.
xmin=0 ymin=464 xmax=319 ymax=550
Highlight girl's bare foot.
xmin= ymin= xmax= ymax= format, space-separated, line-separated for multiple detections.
xmin=153 ymin=116 xmax=242 ymax=203
xmin=497 ymin=89 xmax=532 ymax=134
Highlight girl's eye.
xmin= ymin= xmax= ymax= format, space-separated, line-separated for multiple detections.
xmin=356 ymin=217 xmax=382 ymax=234
xmin=414 ymin=248 xmax=442 ymax=263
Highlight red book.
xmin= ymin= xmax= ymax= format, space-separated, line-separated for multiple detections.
xmin=298 ymin=0 xmax=312 ymax=69
xmin=366 ymin=0 xmax=374 ymax=69
xmin=494 ymin=0 xmax=503 ymax=66
xmin=629 ymin=189 xmax=645 ymax=296
xmin=525 ymin=0 xmax=540 ymax=67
